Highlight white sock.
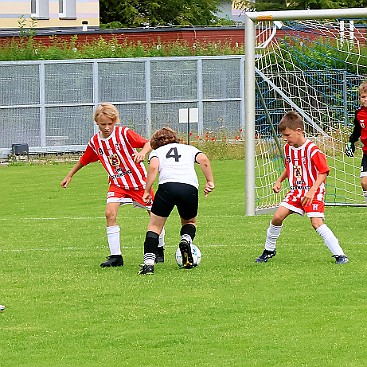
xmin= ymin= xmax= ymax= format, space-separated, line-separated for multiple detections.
xmin=158 ymin=227 xmax=165 ymax=247
xmin=363 ymin=191 xmax=367 ymax=205
xmin=106 ymin=225 xmax=121 ymax=255
xmin=144 ymin=253 xmax=155 ymax=265
xmin=264 ymin=222 xmax=282 ymax=251
xmin=316 ymin=224 xmax=344 ymax=256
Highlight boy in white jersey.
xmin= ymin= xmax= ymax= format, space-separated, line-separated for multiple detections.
xmin=138 ymin=127 xmax=214 ymax=275
xmin=60 ymin=103 xmax=165 ymax=267
xmin=256 ymin=111 xmax=348 ymax=265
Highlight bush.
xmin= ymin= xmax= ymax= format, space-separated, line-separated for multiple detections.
xmin=0 ymin=34 xmax=244 ymax=61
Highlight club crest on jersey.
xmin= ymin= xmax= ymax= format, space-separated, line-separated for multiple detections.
xmin=108 ymin=154 xmax=120 ymax=166
xmin=294 ymin=165 xmax=302 ymax=178
xmin=360 ymin=120 xmax=365 ymax=128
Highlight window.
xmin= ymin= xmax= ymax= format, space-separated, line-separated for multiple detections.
xmin=31 ymin=0 xmax=49 ymax=19
xmin=59 ymin=0 xmax=76 ymax=19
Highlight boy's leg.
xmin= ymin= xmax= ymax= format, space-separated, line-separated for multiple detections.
xmin=256 ymin=206 xmax=291 ymax=263
xmin=138 ymin=231 xmax=159 ymax=275
xmin=180 ymin=222 xmax=196 ymax=244
xmin=106 ymin=225 xmax=121 ymax=255
xmin=101 ymin=202 xmax=123 ymax=267
xmin=361 ymin=155 xmax=367 ymax=204
xmin=147 ymin=210 xmax=166 ymax=262
xmin=361 ymin=177 xmax=367 ymax=205
xmin=179 ymin=220 xmax=196 ymax=269
xmin=155 ymin=227 xmax=166 ymax=263
xmin=139 ymin=214 xmax=167 ymax=274
xmin=312 ymin=218 xmax=348 ymax=264
xmin=264 ymin=222 xmax=282 ymax=251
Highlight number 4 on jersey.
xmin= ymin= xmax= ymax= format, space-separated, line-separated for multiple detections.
xmin=166 ymin=147 xmax=181 ymax=162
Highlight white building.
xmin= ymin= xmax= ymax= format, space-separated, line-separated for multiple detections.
xmin=0 ymin=0 xmax=99 ymax=29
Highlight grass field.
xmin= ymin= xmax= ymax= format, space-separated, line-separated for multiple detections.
xmin=0 ymin=160 xmax=366 ymax=367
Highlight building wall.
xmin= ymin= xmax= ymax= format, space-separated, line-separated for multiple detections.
xmin=0 ymin=0 xmax=99 ymax=29
xmin=0 ymin=27 xmax=246 ymax=48
xmin=217 ymin=0 xmax=247 ymax=24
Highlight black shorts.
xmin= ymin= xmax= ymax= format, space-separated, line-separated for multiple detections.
xmin=151 ymin=182 xmax=198 ymax=220
xmin=361 ymin=154 xmax=367 ymax=176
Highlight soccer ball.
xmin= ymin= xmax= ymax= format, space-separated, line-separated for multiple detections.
xmin=175 ymin=244 xmax=202 ymax=268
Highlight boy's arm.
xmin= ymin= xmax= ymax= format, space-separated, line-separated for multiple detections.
xmin=134 ymin=141 xmax=152 ymax=163
xmin=143 ymin=157 xmax=159 ymax=203
xmin=301 ymin=172 xmax=328 ymax=206
xmin=349 ymin=114 xmax=361 ymax=143
xmin=196 ymin=153 xmax=214 ymax=197
xmin=273 ymin=169 xmax=287 ymax=193
xmin=346 ymin=113 xmax=361 ymax=157
xmin=60 ymin=161 xmax=84 ymax=188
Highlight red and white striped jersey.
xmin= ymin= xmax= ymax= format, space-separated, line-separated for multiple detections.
xmin=284 ymin=139 xmax=329 ymax=195
xmin=79 ymin=126 xmax=148 ymax=190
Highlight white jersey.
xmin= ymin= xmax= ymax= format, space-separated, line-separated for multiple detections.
xmin=148 ymin=143 xmax=202 ymax=188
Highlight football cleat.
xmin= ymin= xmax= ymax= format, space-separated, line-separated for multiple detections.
xmin=138 ymin=264 xmax=154 ymax=275
xmin=179 ymin=239 xmax=194 ymax=269
xmin=155 ymin=246 xmax=165 ymax=263
xmin=332 ymin=255 xmax=349 ymax=264
xmin=100 ymin=255 xmax=124 ymax=267
xmin=255 ymin=249 xmax=276 ymax=263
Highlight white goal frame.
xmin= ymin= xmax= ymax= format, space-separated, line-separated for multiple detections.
xmin=244 ymin=8 xmax=367 ymax=216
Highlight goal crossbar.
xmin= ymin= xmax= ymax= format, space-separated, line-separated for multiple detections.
xmin=245 ymin=8 xmax=367 ymax=21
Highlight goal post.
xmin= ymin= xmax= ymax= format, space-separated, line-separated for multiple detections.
xmin=244 ymin=8 xmax=367 ymax=216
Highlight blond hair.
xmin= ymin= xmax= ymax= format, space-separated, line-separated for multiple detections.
xmin=278 ymin=111 xmax=304 ymax=132
xmin=94 ymin=103 xmax=119 ymax=123
xmin=359 ymin=81 xmax=367 ymax=95
xmin=150 ymin=127 xmax=179 ymax=150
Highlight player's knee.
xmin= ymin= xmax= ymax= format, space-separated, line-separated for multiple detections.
xmin=105 ymin=208 xmax=117 ymax=222
xmin=271 ymin=216 xmax=283 ymax=226
xmin=310 ymin=217 xmax=323 ymax=230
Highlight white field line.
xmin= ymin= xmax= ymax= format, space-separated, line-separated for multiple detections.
xmin=0 ymin=214 xmax=243 ymax=221
xmin=0 ymin=243 xmax=229 ymax=253
xmin=0 ymin=217 xmax=106 ymax=221
xmin=1 ymin=241 xmax=365 ymax=253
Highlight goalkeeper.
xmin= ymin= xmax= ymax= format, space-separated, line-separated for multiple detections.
xmin=345 ymin=81 xmax=367 ymax=205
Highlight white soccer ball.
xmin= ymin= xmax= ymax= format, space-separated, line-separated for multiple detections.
xmin=175 ymin=244 xmax=202 ymax=268
xmin=0 ymin=305 xmax=5 ymax=312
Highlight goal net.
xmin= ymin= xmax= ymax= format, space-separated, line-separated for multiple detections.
xmin=245 ymin=9 xmax=367 ymax=214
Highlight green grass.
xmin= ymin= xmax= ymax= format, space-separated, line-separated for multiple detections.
xmin=0 ymin=161 xmax=366 ymax=366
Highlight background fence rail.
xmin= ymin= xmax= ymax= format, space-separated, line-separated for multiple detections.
xmin=0 ymin=56 xmax=359 ymax=158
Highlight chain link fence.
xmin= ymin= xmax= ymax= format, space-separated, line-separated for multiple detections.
xmin=0 ymin=56 xmax=245 ymax=158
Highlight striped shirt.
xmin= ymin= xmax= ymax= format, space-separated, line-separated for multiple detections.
xmin=79 ymin=126 xmax=148 ymax=190
xmin=284 ymin=139 xmax=329 ymax=197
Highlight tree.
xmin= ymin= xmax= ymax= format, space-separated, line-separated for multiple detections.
xmin=100 ymin=0 xmax=221 ymax=28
